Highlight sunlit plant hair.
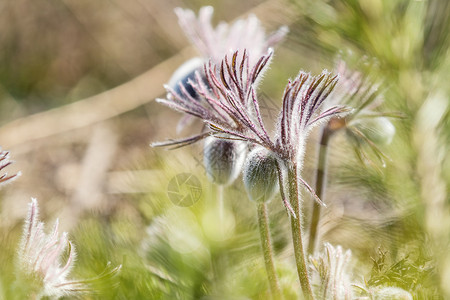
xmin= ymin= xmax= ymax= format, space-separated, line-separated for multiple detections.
xmin=310 ymin=244 xmax=414 ymax=300
xmin=309 ymin=243 xmax=354 ymax=300
xmin=0 ymin=147 xmax=21 ymax=188
xmin=16 ymin=198 xmax=121 ymax=299
xmin=17 ymin=198 xmax=85 ymax=298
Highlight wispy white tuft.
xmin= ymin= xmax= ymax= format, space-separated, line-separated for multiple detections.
xmin=17 ymin=199 xmax=121 ymax=299
xmin=17 ymin=199 xmax=85 ymax=298
xmin=309 ymin=243 xmax=354 ymax=300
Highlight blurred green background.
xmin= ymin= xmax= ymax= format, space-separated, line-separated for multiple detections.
xmin=0 ymin=0 xmax=449 ymax=298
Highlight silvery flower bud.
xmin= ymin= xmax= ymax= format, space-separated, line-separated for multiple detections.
xmin=203 ymin=136 xmax=247 ymax=186
xmin=168 ymin=57 xmax=205 ymax=99
xmin=243 ymin=146 xmax=279 ymax=203
xmin=352 ymin=116 xmax=395 ymax=146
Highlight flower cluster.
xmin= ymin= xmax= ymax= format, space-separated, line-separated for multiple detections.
xmin=155 ymin=49 xmax=347 ymax=215
xmin=153 ymin=6 xmax=400 ymax=299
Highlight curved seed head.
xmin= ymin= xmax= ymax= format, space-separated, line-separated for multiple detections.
xmin=203 ymin=136 xmax=247 ymax=186
xmin=243 ymin=146 xmax=279 ymax=203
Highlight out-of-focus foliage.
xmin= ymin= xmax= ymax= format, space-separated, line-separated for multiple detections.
xmin=287 ymin=0 xmax=450 ymax=298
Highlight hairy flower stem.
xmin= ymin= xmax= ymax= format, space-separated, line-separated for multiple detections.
xmin=257 ymin=202 xmax=282 ymax=299
xmin=288 ymin=164 xmax=314 ymax=299
xmin=307 ymin=127 xmax=332 ymax=255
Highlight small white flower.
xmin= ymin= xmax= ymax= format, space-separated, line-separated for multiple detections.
xmin=17 ymin=198 xmax=85 ymax=299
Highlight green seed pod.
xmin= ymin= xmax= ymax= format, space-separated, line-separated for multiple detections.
xmin=352 ymin=116 xmax=395 ymax=146
xmin=203 ymin=136 xmax=247 ymax=186
xmin=243 ymin=146 xmax=279 ymax=203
